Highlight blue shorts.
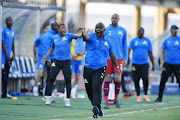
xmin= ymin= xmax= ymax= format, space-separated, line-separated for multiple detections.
xmin=37 ymin=55 xmax=45 ymax=70
xmin=71 ymin=60 xmax=82 ymax=74
xmin=1 ymin=52 xmax=6 ymax=70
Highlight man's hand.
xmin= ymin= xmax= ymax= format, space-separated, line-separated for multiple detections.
xmin=11 ymin=54 xmax=15 ymax=61
xmin=160 ymin=63 xmax=163 ymax=71
xmin=115 ymin=68 xmax=121 ymax=82
xmin=77 ymin=52 xmax=84 ymax=56
xmin=41 ymin=57 xmax=47 ymax=64
xmin=82 ymin=27 xmax=93 ymax=35
xmin=71 ymin=54 xmax=77 ymax=61
xmin=87 ymin=28 xmax=93 ymax=34
xmin=34 ymin=57 xmax=37 ymax=63
xmin=123 ymin=59 xmax=127 ymax=67
xmin=152 ymin=64 xmax=155 ymax=71
xmin=6 ymin=55 xmax=11 ymax=61
xmin=115 ymin=67 xmax=120 ymax=76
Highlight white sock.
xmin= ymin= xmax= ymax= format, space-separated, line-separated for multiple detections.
xmin=43 ymin=88 xmax=45 ymax=96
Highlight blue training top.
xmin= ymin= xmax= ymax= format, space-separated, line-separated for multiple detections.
xmin=2 ymin=27 xmax=15 ymax=56
xmin=162 ymin=35 xmax=180 ymax=64
xmin=52 ymin=33 xmax=75 ymax=61
xmin=129 ymin=37 xmax=152 ymax=64
xmin=34 ymin=34 xmax=44 ymax=57
xmin=105 ymin=24 xmax=128 ymax=60
xmin=41 ymin=28 xmax=58 ymax=61
xmin=1 ymin=27 xmax=15 ymax=69
xmin=84 ymin=33 xmax=114 ymax=70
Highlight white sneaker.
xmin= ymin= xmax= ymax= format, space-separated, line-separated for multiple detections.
xmin=33 ymin=87 xmax=39 ymax=96
xmin=65 ymin=98 xmax=71 ymax=107
xmin=6 ymin=93 xmax=12 ymax=98
xmin=45 ymin=96 xmax=52 ymax=105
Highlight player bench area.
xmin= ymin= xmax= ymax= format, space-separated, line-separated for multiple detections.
xmin=8 ymin=57 xmax=35 ymax=94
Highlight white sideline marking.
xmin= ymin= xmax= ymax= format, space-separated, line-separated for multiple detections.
xmin=87 ymin=106 xmax=180 ymax=119
xmin=49 ymin=104 xmax=180 ymax=120
xmin=104 ymin=106 xmax=180 ymax=117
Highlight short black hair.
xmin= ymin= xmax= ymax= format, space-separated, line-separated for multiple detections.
xmin=6 ymin=16 xmax=12 ymax=21
xmin=96 ymin=22 xmax=105 ymax=29
xmin=51 ymin=21 xmax=59 ymax=26
xmin=43 ymin=24 xmax=49 ymax=29
xmin=138 ymin=27 xmax=144 ymax=32
xmin=77 ymin=28 xmax=83 ymax=32
xmin=59 ymin=24 xmax=65 ymax=28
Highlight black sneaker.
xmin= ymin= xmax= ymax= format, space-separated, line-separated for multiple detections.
xmin=92 ymin=106 xmax=99 ymax=118
xmin=114 ymin=100 xmax=121 ymax=108
xmin=1 ymin=94 xmax=7 ymax=98
xmin=104 ymin=102 xmax=109 ymax=109
xmin=123 ymin=92 xmax=135 ymax=98
xmin=154 ymin=98 xmax=162 ymax=102
xmin=98 ymin=109 xmax=104 ymax=117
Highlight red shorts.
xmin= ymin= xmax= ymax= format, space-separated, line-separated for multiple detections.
xmin=106 ymin=59 xmax=123 ymax=74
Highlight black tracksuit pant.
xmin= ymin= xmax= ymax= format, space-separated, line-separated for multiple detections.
xmin=132 ymin=63 xmax=149 ymax=96
xmin=158 ymin=62 xmax=180 ymax=99
xmin=83 ymin=66 xmax=106 ymax=110
xmin=45 ymin=59 xmax=72 ymax=98
xmin=1 ymin=61 xmax=11 ymax=97
xmin=121 ymin=72 xmax=127 ymax=93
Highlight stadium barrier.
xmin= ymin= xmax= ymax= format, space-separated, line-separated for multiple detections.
xmin=151 ymin=82 xmax=180 ymax=95
xmin=8 ymin=57 xmax=35 ymax=93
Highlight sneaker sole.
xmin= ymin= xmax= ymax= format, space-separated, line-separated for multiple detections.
xmin=124 ymin=93 xmax=135 ymax=98
xmin=65 ymin=105 xmax=71 ymax=107
xmin=45 ymin=102 xmax=51 ymax=105
xmin=104 ymin=107 xmax=109 ymax=109
xmin=144 ymin=99 xmax=151 ymax=102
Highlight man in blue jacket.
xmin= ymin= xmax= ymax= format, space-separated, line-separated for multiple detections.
xmin=41 ymin=22 xmax=59 ymax=94
xmin=82 ymin=22 xmax=120 ymax=118
xmin=33 ymin=24 xmax=50 ymax=96
xmin=103 ymin=14 xmax=129 ymax=109
xmin=155 ymin=25 xmax=180 ymax=102
xmin=42 ymin=24 xmax=84 ymax=107
xmin=128 ymin=27 xmax=155 ymax=103
xmin=1 ymin=17 xmax=15 ymax=98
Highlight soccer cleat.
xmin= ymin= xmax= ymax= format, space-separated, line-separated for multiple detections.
xmin=137 ymin=96 xmax=142 ymax=103
xmin=104 ymin=102 xmax=109 ymax=109
xmin=123 ymin=92 xmax=135 ymax=98
xmin=154 ymin=97 xmax=162 ymax=102
xmin=98 ymin=109 xmax=104 ymax=117
xmin=65 ymin=98 xmax=71 ymax=107
xmin=114 ymin=100 xmax=121 ymax=108
xmin=42 ymin=96 xmax=56 ymax=103
xmin=92 ymin=106 xmax=99 ymax=118
xmin=45 ymin=96 xmax=52 ymax=105
xmin=143 ymin=95 xmax=151 ymax=102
